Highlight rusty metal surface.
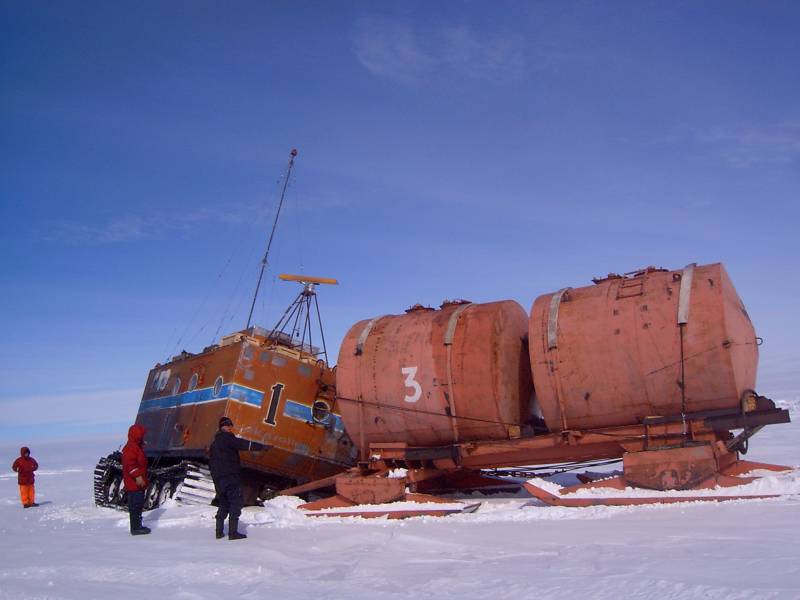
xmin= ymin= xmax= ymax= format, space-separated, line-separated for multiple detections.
xmin=301 ymin=505 xmax=480 ymax=519
xmin=297 ymin=410 xmax=791 ymax=515
xmin=298 ymin=491 xmax=481 ymax=519
xmin=622 ymin=444 xmax=720 ymax=490
xmin=529 ymin=263 xmax=760 ymax=431
xmin=622 ymin=444 xmax=717 ymax=491
xmin=523 ymin=481 xmax=779 ymax=507
xmin=335 ymin=475 xmax=406 ymax=504
xmin=721 ymin=459 xmax=793 ymax=476
xmin=367 ymin=405 xmax=789 ymax=471
xmin=547 ymin=444 xmax=788 ymax=497
xmin=135 ymin=331 xmax=356 ymax=485
xmin=337 ymin=300 xmax=533 ymax=449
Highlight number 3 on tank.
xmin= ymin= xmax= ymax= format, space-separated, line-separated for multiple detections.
xmin=401 ymin=366 xmax=422 ymax=403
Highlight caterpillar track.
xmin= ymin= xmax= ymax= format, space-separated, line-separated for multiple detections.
xmin=93 ymin=452 xmax=216 ymax=511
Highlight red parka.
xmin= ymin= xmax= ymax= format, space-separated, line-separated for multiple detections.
xmin=121 ymin=424 xmax=149 ymax=492
xmin=12 ymin=447 xmax=38 ymax=485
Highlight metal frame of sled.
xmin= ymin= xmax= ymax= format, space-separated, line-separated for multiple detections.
xmin=284 ymin=398 xmax=792 ymax=518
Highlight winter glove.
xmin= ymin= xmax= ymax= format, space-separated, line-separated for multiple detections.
xmin=248 ymin=441 xmax=272 ymax=453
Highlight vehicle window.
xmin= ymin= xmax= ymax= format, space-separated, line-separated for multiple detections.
xmin=155 ymin=369 xmax=171 ymax=392
xmin=271 ymin=355 xmax=287 ymax=368
xmin=213 ymin=376 xmax=223 ymax=397
xmin=297 ymin=363 xmax=312 ymax=377
xmin=312 ymin=400 xmax=332 ymax=425
xmin=188 ymin=373 xmax=198 ymax=391
xmin=172 ymin=377 xmax=182 ymax=396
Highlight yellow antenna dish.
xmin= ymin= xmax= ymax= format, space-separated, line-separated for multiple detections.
xmin=279 ymin=274 xmax=339 ymax=286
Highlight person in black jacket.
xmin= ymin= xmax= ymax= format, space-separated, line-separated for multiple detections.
xmin=209 ymin=416 xmax=270 ymax=540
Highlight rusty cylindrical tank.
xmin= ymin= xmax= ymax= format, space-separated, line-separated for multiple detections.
xmin=529 ymin=263 xmax=759 ymax=431
xmin=336 ymin=300 xmax=534 ymax=450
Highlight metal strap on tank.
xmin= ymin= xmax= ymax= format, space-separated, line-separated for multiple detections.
xmin=547 ymin=288 xmax=571 ymax=350
xmin=444 ymin=303 xmax=473 ymax=345
xmin=677 ymin=263 xmax=696 ymax=325
xmin=443 ymin=303 xmax=472 ymax=443
xmin=355 ymin=316 xmax=387 ymax=355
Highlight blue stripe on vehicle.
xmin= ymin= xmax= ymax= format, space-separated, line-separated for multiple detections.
xmin=283 ymin=399 xmax=312 ymax=421
xmin=331 ymin=414 xmax=345 ymax=432
xmin=138 ymin=383 xmax=264 ymax=412
xmin=283 ymin=400 xmax=346 ymax=432
xmin=138 ymin=386 xmax=345 ymax=432
xmin=227 ymin=385 xmax=264 ymax=407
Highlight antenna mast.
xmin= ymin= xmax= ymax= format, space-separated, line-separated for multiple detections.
xmin=245 ymin=148 xmax=298 ymax=330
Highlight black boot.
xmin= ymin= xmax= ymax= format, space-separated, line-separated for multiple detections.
xmin=130 ymin=511 xmax=151 ymax=536
xmin=215 ymin=517 xmax=225 ymax=539
xmin=228 ymin=517 xmax=246 ymax=540
xmin=132 ymin=527 xmax=151 ymax=535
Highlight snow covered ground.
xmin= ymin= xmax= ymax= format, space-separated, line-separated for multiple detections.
xmin=2 ymin=402 xmax=799 ymax=600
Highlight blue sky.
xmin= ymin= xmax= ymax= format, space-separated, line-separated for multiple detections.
xmin=2 ymin=1 xmax=798 ymax=443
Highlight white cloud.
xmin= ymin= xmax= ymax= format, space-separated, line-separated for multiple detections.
xmin=43 ymin=203 xmax=266 ymax=244
xmin=354 ymin=17 xmax=527 ymax=84
xmin=46 ymin=215 xmax=150 ymax=243
xmin=354 ymin=17 xmax=435 ymax=83
xmin=441 ymin=26 xmax=526 ymax=81
xmin=697 ymin=121 xmax=800 ymax=168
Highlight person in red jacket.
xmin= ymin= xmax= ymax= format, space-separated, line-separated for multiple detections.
xmin=12 ymin=447 xmax=39 ymax=508
xmin=121 ymin=424 xmax=151 ymax=536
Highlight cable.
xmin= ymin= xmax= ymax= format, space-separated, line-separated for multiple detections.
xmin=484 ymin=457 xmax=623 ymax=479
xmin=335 ymin=395 xmax=659 ymax=445
xmin=334 ymin=395 xmax=522 ymax=428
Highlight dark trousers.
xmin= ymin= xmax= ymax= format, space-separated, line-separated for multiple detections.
xmin=127 ymin=489 xmax=145 ymax=531
xmin=213 ymin=476 xmax=243 ymax=522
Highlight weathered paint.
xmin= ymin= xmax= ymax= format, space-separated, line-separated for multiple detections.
xmin=135 ymin=330 xmax=356 ymax=485
xmin=529 ymin=263 xmax=759 ymax=431
xmin=336 ymin=300 xmax=533 ymax=449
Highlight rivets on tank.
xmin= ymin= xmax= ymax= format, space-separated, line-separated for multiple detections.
xmin=641 ymin=304 xmax=648 ymax=312
xmin=584 ymin=392 xmax=590 ymax=402
xmin=614 ymin=328 xmax=620 ymax=335
xmin=613 ymin=309 xmax=619 ymax=316
xmin=643 ymin=323 xmax=650 ymax=329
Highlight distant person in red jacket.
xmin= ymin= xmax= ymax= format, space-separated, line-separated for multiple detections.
xmin=121 ymin=424 xmax=151 ymax=536
xmin=12 ymin=447 xmax=39 ymax=508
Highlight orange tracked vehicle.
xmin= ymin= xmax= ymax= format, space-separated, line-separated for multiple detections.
xmin=93 ymin=151 xmax=357 ymax=511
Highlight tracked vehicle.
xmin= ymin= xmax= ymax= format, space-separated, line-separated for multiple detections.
xmin=94 ymin=150 xmax=357 ymax=511
xmin=94 ymin=297 xmax=356 ymax=510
